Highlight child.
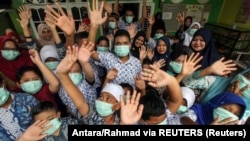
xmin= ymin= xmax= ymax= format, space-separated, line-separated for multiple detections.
xmin=0 ymin=77 xmax=39 ymax=141
xmin=180 ymin=92 xmax=246 ymax=125
xmin=30 ymin=101 xmax=79 ymax=141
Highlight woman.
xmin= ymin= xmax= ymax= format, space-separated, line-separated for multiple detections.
xmin=37 ymin=23 xmax=55 ymax=49
xmin=190 ymin=28 xmax=221 ymax=69
xmin=130 ymin=31 xmax=147 ymax=59
xmin=0 ymin=36 xmax=34 ymax=92
xmin=183 ymin=22 xmax=201 ymax=47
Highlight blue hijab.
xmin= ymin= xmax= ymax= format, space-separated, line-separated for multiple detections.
xmin=190 ymin=28 xmax=221 ymax=69
xmin=152 ymin=36 xmax=171 ymax=62
xmin=191 ymin=92 xmax=246 ymax=125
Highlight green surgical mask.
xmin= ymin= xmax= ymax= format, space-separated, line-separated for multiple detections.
xmin=213 ymin=107 xmax=239 ymax=122
xmin=97 ymin=47 xmax=109 ymax=53
xmin=125 ymin=16 xmax=133 ymax=24
xmin=169 ymin=61 xmax=183 ymax=73
xmin=233 ymin=74 xmax=250 ymax=98
xmin=114 ymin=45 xmax=130 ymax=57
xmin=157 ymin=119 xmax=167 ymax=125
xmin=43 ymin=118 xmax=62 ymax=136
xmin=0 ymin=87 xmax=10 ymax=106
xmin=109 ymin=22 xmax=116 ymax=29
xmin=154 ymin=33 xmax=164 ymax=40
xmin=1 ymin=50 xmax=20 ymax=61
xmin=69 ymin=73 xmax=83 ymax=86
xmin=21 ymin=80 xmax=43 ymax=94
xmin=45 ymin=61 xmax=59 ymax=70
xmin=95 ymin=100 xmax=114 ymax=117
xmin=189 ymin=29 xmax=198 ymax=36
xmin=176 ymin=105 xmax=188 ymax=114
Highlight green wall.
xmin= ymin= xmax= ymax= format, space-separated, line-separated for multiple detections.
xmin=218 ymin=0 xmax=250 ymax=29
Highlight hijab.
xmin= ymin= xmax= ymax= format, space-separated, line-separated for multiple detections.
xmin=0 ymin=36 xmax=34 ymax=85
xmin=37 ymin=23 xmax=55 ymax=47
xmin=152 ymin=36 xmax=171 ymax=62
xmin=190 ymin=28 xmax=221 ymax=69
xmin=183 ymin=22 xmax=201 ymax=46
xmin=191 ymin=92 xmax=246 ymax=125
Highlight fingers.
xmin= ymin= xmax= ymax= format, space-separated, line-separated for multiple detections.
xmin=45 ymin=5 xmax=60 ymax=19
xmin=55 ymin=2 xmax=66 ymax=16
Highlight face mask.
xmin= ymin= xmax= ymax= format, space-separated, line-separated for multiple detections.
xmin=21 ymin=80 xmax=43 ymax=94
xmin=95 ymin=100 xmax=114 ymax=117
xmin=213 ymin=107 xmax=239 ymax=122
xmin=1 ymin=50 xmax=20 ymax=61
xmin=189 ymin=29 xmax=198 ymax=36
xmin=0 ymin=87 xmax=10 ymax=106
xmin=69 ymin=73 xmax=83 ymax=86
xmin=169 ymin=61 xmax=183 ymax=73
xmin=97 ymin=46 xmax=109 ymax=53
xmin=233 ymin=74 xmax=250 ymax=98
xmin=125 ymin=16 xmax=133 ymax=24
xmin=109 ymin=22 xmax=116 ymax=29
xmin=45 ymin=61 xmax=59 ymax=70
xmin=176 ymin=105 xmax=188 ymax=114
xmin=114 ymin=45 xmax=130 ymax=57
xmin=157 ymin=119 xmax=167 ymax=125
xmin=154 ymin=33 xmax=164 ymax=40
xmin=43 ymin=118 xmax=62 ymax=136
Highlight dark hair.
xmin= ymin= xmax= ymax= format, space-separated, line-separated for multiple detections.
xmin=96 ymin=36 xmax=109 ymax=46
xmin=142 ymin=57 xmax=153 ymax=66
xmin=75 ymin=31 xmax=89 ymax=44
xmin=155 ymin=26 xmax=166 ymax=34
xmin=131 ymin=31 xmax=147 ymax=49
xmin=139 ymin=92 xmax=165 ymax=120
xmin=31 ymin=101 xmax=59 ymax=119
xmin=109 ymin=12 xmax=120 ymax=21
xmin=16 ymin=66 xmax=43 ymax=82
xmin=119 ymin=83 xmax=133 ymax=94
xmin=114 ymin=29 xmax=131 ymax=43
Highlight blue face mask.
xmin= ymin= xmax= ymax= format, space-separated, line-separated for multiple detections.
xmin=1 ymin=50 xmax=20 ymax=61
xmin=69 ymin=73 xmax=83 ymax=86
xmin=169 ymin=61 xmax=183 ymax=73
xmin=176 ymin=105 xmax=188 ymax=114
xmin=45 ymin=61 xmax=59 ymax=70
xmin=213 ymin=107 xmax=239 ymax=122
xmin=125 ymin=16 xmax=133 ymax=24
xmin=97 ymin=46 xmax=109 ymax=53
xmin=189 ymin=29 xmax=198 ymax=36
xmin=21 ymin=80 xmax=43 ymax=94
xmin=114 ymin=45 xmax=130 ymax=57
xmin=109 ymin=22 xmax=116 ymax=29
xmin=154 ymin=33 xmax=164 ymax=40
xmin=233 ymin=74 xmax=250 ymax=98
xmin=0 ymin=87 xmax=10 ymax=106
xmin=43 ymin=118 xmax=62 ymax=136
xmin=95 ymin=100 xmax=114 ymax=117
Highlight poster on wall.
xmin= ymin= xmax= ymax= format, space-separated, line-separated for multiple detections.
xmin=235 ymin=0 xmax=250 ymax=23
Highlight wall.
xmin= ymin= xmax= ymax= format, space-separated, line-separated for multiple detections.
xmin=218 ymin=0 xmax=250 ymax=29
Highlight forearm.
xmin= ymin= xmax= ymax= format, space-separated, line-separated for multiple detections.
xmin=80 ymin=62 xmax=95 ymax=83
xmin=51 ymin=28 xmax=61 ymax=44
xmin=88 ymin=25 xmax=99 ymax=50
xmin=0 ymin=72 xmax=17 ymax=90
xmin=22 ymin=26 xmax=32 ymax=42
xmin=114 ymin=0 xmax=119 ymax=15
xmin=36 ymin=61 xmax=59 ymax=93
xmin=146 ymin=24 xmax=153 ymax=40
xmin=64 ymin=33 xmax=75 ymax=49
xmin=139 ymin=1 xmax=147 ymax=24
xmin=175 ymin=73 xmax=187 ymax=83
xmin=197 ymin=67 xmax=212 ymax=77
xmin=57 ymin=72 xmax=89 ymax=116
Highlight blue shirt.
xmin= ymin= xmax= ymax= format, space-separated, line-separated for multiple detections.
xmin=0 ymin=93 xmax=39 ymax=141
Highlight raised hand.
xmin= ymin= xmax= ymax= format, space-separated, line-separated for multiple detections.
xmin=29 ymin=49 xmax=42 ymax=64
xmin=210 ymin=117 xmax=239 ymax=125
xmin=78 ymin=42 xmax=95 ymax=63
xmin=148 ymin=15 xmax=155 ymax=25
xmin=45 ymin=2 xmax=75 ymax=35
xmin=208 ymin=57 xmax=237 ymax=76
xmin=146 ymin=48 xmax=154 ymax=60
xmin=128 ymin=23 xmax=137 ymax=38
xmin=88 ymin=0 xmax=108 ymax=26
xmin=106 ymin=68 xmax=118 ymax=81
xmin=18 ymin=120 xmax=49 ymax=141
xmin=17 ymin=5 xmax=31 ymax=28
xmin=120 ymin=90 xmax=143 ymax=125
xmin=152 ymin=59 xmax=166 ymax=69
xmin=139 ymin=45 xmax=147 ymax=60
xmin=134 ymin=75 xmax=146 ymax=92
xmin=181 ymin=53 xmax=203 ymax=76
xmin=176 ymin=12 xmax=185 ymax=26
xmin=56 ymin=46 xmax=79 ymax=75
xmin=141 ymin=65 xmax=171 ymax=88
xmin=45 ymin=14 xmax=56 ymax=29
xmin=77 ymin=22 xmax=90 ymax=33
